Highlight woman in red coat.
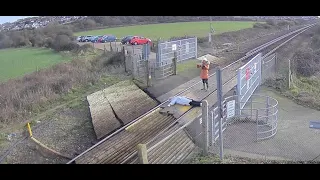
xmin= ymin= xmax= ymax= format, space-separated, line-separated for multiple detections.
xmin=197 ymin=58 xmax=210 ymax=91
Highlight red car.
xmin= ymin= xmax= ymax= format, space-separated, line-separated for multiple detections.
xmin=97 ymin=36 xmax=104 ymax=43
xmin=130 ymin=36 xmax=152 ymax=45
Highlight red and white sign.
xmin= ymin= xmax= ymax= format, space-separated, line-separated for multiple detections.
xmin=245 ymin=68 xmax=250 ymax=81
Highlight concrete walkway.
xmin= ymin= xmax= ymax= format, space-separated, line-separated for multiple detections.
xmin=224 ymin=86 xmax=320 ymax=161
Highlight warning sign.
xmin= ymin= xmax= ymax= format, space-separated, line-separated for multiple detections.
xmin=245 ymin=68 xmax=250 ymax=80
xmin=227 ymin=100 xmax=235 ymax=118
xmin=172 ymin=44 xmax=177 ymax=51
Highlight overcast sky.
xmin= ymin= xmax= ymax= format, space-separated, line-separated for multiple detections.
xmin=0 ymin=16 xmax=37 ymax=24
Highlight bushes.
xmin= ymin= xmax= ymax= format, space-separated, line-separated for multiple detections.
xmin=293 ymin=49 xmax=320 ymax=77
xmin=52 ymin=34 xmax=79 ymax=52
xmin=253 ymin=23 xmax=273 ymax=29
xmin=0 ymin=23 xmax=78 ymax=52
xmin=0 ymin=51 xmax=124 ymax=125
xmin=254 ymin=19 xmax=301 ymax=30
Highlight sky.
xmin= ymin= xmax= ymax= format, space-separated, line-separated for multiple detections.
xmin=0 ymin=16 xmax=37 ymax=24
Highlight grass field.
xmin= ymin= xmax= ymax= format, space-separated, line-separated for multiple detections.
xmin=75 ymin=21 xmax=259 ymax=40
xmin=0 ymin=48 xmax=71 ymax=82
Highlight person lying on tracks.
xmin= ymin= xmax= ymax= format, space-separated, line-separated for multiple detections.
xmin=167 ymin=96 xmax=202 ymax=107
xmin=197 ymin=57 xmax=210 ymax=91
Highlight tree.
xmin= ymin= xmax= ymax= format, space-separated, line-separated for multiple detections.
xmin=84 ymin=19 xmax=96 ymax=29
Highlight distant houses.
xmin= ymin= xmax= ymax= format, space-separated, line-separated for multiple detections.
xmin=0 ymin=16 xmax=85 ymax=32
xmin=0 ymin=16 xmax=318 ymax=32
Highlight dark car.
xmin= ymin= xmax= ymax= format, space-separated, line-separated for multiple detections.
xmin=100 ymin=35 xmax=117 ymax=43
xmin=90 ymin=35 xmax=103 ymax=43
xmin=121 ymin=35 xmax=134 ymax=44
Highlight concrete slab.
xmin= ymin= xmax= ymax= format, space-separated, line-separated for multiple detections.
xmin=87 ymin=80 xmax=158 ymax=139
xmin=197 ymin=54 xmax=225 ymax=65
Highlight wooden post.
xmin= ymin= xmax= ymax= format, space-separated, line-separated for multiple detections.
xmin=104 ymin=44 xmax=106 ymax=53
xmin=110 ymin=42 xmax=113 ymax=52
xmin=202 ymin=100 xmax=209 ymax=156
xmin=137 ymin=144 xmax=148 ymax=164
xmin=172 ymin=51 xmax=177 ymax=75
xmin=288 ymin=59 xmax=291 ymax=89
xmin=122 ymin=46 xmax=127 ymax=73
xmin=132 ymin=53 xmax=137 ymax=80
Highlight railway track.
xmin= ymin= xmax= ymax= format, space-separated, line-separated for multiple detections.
xmin=67 ymin=23 xmax=317 ymax=164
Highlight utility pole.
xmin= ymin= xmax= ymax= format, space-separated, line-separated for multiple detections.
xmin=209 ymin=16 xmax=214 ymax=45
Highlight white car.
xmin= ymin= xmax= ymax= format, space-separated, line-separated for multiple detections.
xmin=76 ymin=36 xmax=82 ymax=42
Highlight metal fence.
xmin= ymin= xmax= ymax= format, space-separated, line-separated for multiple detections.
xmin=127 ymin=93 xmax=279 ymax=164
xmin=237 ymin=53 xmax=262 ymax=110
xmin=262 ymin=53 xmax=277 ymax=83
xmin=157 ymin=37 xmax=197 ymax=67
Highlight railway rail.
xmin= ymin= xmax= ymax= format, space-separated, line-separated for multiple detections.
xmin=67 ymin=23 xmax=317 ymax=164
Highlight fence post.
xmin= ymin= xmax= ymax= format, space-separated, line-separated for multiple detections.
xmin=251 ymin=96 xmax=254 ymax=119
xmin=195 ymin=37 xmax=198 ymax=59
xmin=236 ymin=69 xmax=241 ymax=116
xmin=274 ymin=53 xmax=278 ymax=73
xmin=209 ymin=111 xmax=213 ymax=146
xmin=145 ymin=60 xmax=151 ymax=87
xmin=132 ymin=54 xmax=137 ymax=80
xmin=137 ymin=144 xmax=149 ymax=164
xmin=216 ymin=68 xmax=224 ymax=160
xmin=104 ymin=44 xmax=106 ymax=53
xmin=172 ymin=51 xmax=177 ymax=75
xmin=266 ymin=96 xmax=270 ymax=122
xmin=110 ymin=42 xmax=113 ymax=52
xmin=122 ymin=46 xmax=127 ymax=73
xmin=288 ymin=59 xmax=291 ymax=89
xmin=202 ymin=100 xmax=209 ymax=156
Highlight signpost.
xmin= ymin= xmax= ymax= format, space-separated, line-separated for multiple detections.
xmin=227 ymin=100 xmax=235 ymax=118
xmin=237 ymin=53 xmax=262 ymax=110
xmin=172 ymin=44 xmax=177 ymax=51
xmin=310 ymin=121 xmax=320 ymax=129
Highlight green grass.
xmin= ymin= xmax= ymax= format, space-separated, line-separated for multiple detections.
xmin=0 ymin=47 xmax=71 ymax=82
xmin=177 ymin=59 xmax=199 ymax=73
xmin=75 ymin=21 xmax=259 ymax=40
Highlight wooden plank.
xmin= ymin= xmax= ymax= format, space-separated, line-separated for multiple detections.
xmin=89 ymin=100 xmax=121 ymax=139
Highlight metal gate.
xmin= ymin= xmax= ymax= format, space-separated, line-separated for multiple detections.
xmin=237 ymin=53 xmax=262 ymax=110
xmin=157 ymin=37 xmax=197 ymax=67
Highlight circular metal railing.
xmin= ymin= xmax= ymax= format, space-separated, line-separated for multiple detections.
xmin=224 ymin=94 xmax=278 ymax=141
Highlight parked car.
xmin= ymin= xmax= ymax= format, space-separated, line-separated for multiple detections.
xmin=77 ymin=36 xmax=83 ymax=42
xmin=100 ymin=35 xmax=117 ymax=43
xmin=121 ymin=35 xmax=134 ymax=44
xmin=82 ymin=35 xmax=93 ymax=42
xmin=90 ymin=36 xmax=103 ymax=43
xmin=130 ymin=36 xmax=152 ymax=45
xmin=97 ymin=36 xmax=104 ymax=43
